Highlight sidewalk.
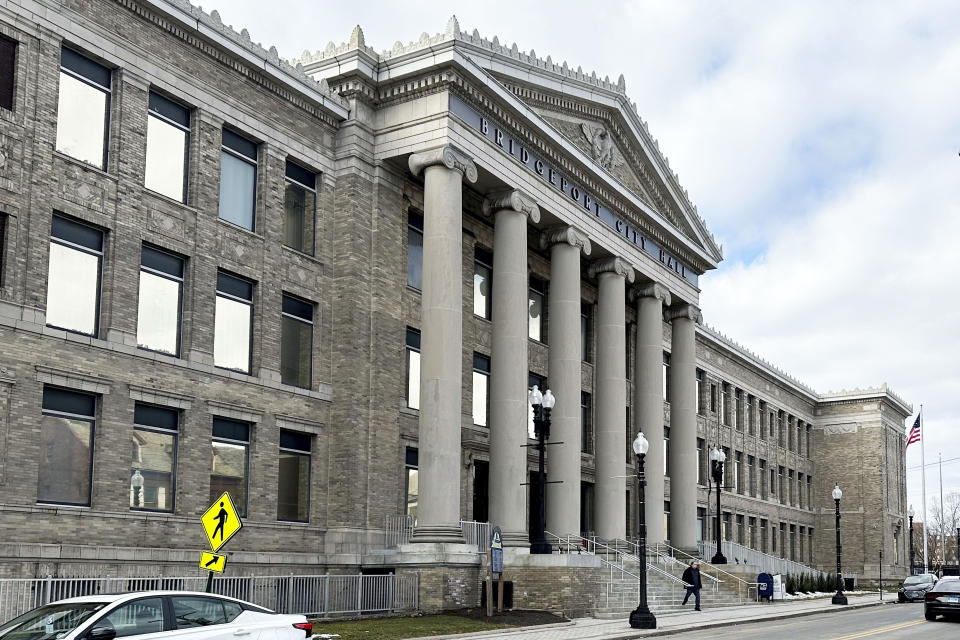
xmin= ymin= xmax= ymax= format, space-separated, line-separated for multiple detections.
xmin=437 ymin=593 xmax=893 ymax=640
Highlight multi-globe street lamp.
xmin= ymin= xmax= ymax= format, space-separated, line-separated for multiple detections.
xmin=832 ymin=484 xmax=847 ymax=605
xmin=908 ymin=505 xmax=914 ymax=575
xmin=710 ymin=447 xmax=727 ymax=564
xmin=528 ymin=385 xmax=555 ymax=554
xmin=628 ymin=431 xmax=656 ymax=630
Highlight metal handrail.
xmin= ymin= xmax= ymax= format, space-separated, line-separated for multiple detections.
xmin=699 ymin=539 xmax=825 ymax=577
xmin=599 ymin=557 xmax=693 ymax=588
xmin=646 ymin=540 xmax=760 ymax=602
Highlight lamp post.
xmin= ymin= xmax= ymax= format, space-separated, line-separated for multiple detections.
xmin=832 ymin=484 xmax=847 ymax=605
xmin=710 ymin=447 xmax=727 ymax=564
xmin=529 ymin=385 xmax=555 ymax=554
xmin=955 ymin=527 xmax=959 ymax=571
xmin=908 ymin=505 xmax=914 ymax=575
xmin=629 ymin=431 xmax=656 ymax=629
xmin=131 ymin=469 xmax=145 ymax=508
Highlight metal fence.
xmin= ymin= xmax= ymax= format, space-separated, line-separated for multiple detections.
xmin=459 ymin=520 xmax=492 ymax=552
xmin=0 ymin=573 xmax=418 ymax=624
xmin=383 ymin=516 xmax=491 ymax=552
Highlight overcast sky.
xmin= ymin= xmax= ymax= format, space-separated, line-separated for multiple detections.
xmin=207 ymin=1 xmax=960 ymax=525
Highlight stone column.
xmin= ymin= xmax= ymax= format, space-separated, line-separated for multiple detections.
xmin=667 ymin=303 xmax=702 ymax=551
xmin=408 ymin=145 xmax=478 ymax=543
xmin=483 ymin=190 xmax=541 ymax=548
xmin=631 ymin=283 xmax=671 ymax=545
xmin=589 ymin=257 xmax=634 ymax=541
xmin=541 ymin=227 xmax=591 ymax=537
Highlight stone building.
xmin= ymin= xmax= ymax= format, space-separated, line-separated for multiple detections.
xmin=0 ymin=0 xmax=909 ymax=607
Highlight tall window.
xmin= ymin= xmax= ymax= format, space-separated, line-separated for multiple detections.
xmin=747 ymin=395 xmax=755 ymax=435
xmin=581 ymin=303 xmax=592 ymax=362
xmin=806 ymin=424 xmax=812 ymax=457
xmin=472 ymin=353 xmax=490 ymax=427
xmin=528 ymin=372 xmax=546 ymax=438
xmin=137 ymin=245 xmax=183 ymax=355
xmin=777 ymin=411 xmax=785 ymax=447
xmin=210 ymin=418 xmax=249 ymax=517
xmin=697 ymin=438 xmax=706 ymax=485
xmin=0 ymin=213 xmax=6 ymax=286
xmin=281 ymin=294 xmax=313 ymax=389
xmin=720 ymin=383 xmax=729 ymax=424
xmin=46 ymin=215 xmax=103 ymax=336
xmin=38 ymin=387 xmax=95 ymax=506
xmin=407 ymin=210 xmax=423 ymax=289
xmin=528 ymin=277 xmax=545 ymax=342
xmin=405 ymin=328 xmax=420 ymax=409
xmin=734 ymin=452 xmax=742 ymax=494
xmin=56 ymin=48 xmax=110 ymax=169
xmin=696 ymin=370 xmax=703 ymax=414
xmin=664 ymin=501 xmax=671 ymax=541
xmin=735 ymin=389 xmax=743 ymax=431
xmin=145 ymin=92 xmax=189 ymax=201
xmin=405 ymin=447 xmax=418 ymax=519
xmin=284 ymin=160 xmax=316 ymax=255
xmin=581 ymin=391 xmax=593 ymax=454
xmin=214 ymin=271 xmax=253 ymax=373
xmin=759 ymin=459 xmax=767 ymax=498
xmin=473 ymin=247 xmax=492 ymax=319
xmin=759 ymin=400 xmax=767 ymax=439
xmin=0 ymin=35 xmax=15 ymax=111
xmin=625 ymin=322 xmax=633 ymax=380
xmin=748 ymin=455 xmax=756 ymax=495
xmin=219 ymin=129 xmax=257 ymax=230
xmin=710 ymin=384 xmax=717 ymax=413
xmin=278 ymin=430 xmax=311 ymax=522
xmin=664 ymin=426 xmax=671 ymax=476
xmin=131 ymin=404 xmax=178 ymax=512
xmin=662 ymin=352 xmax=671 ymax=402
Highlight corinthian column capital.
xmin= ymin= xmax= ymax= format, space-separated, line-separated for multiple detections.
xmin=665 ymin=303 xmax=703 ymax=324
xmin=630 ymin=282 xmax=672 ymax=306
xmin=481 ymin=189 xmax=541 ymax=223
xmin=408 ymin=145 xmax=478 ymax=183
xmin=588 ymin=256 xmax=635 ymax=283
xmin=539 ymin=225 xmax=592 ymax=256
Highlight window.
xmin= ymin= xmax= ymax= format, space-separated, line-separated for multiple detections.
xmin=759 ymin=400 xmax=767 ymax=439
xmin=664 ymin=426 xmax=671 ymax=476
xmin=788 ymin=470 xmax=795 ymax=506
xmin=101 ymin=597 xmax=164 ymax=637
xmin=214 ymin=271 xmax=253 ymax=373
xmin=171 ymin=597 xmax=227 ymax=628
xmin=710 ymin=384 xmax=717 ymax=413
xmin=38 ymin=387 xmax=95 ymax=506
xmin=662 ymin=352 xmax=671 ymax=402
xmin=278 ymin=430 xmax=311 ymax=522
xmin=788 ymin=415 xmax=795 ymax=451
xmin=581 ymin=391 xmax=593 ymax=454
xmin=528 ymin=372 xmax=546 ymax=438
xmin=472 ymin=353 xmax=490 ymax=426
xmin=210 ymin=418 xmax=249 ymax=517
xmin=748 ymin=455 xmax=756 ymax=496
xmin=137 ymin=245 xmax=183 ymax=355
xmin=404 ymin=447 xmax=418 ymax=519
xmin=281 ymin=294 xmax=313 ymax=388
xmin=778 ymin=466 xmax=786 ymax=504
xmin=664 ymin=501 xmax=671 ymax=541
xmin=770 ymin=467 xmax=776 ymax=497
xmin=806 ymin=424 xmax=812 ymax=457
xmin=696 ymin=370 xmax=703 ymax=414
xmin=405 ymin=328 xmax=420 ymax=409
xmin=219 ymin=129 xmax=257 ymax=230
xmin=720 ymin=383 xmax=729 ymax=424
xmin=284 ymin=160 xmax=316 ymax=255
xmin=56 ymin=48 xmax=110 ymax=169
xmin=737 ymin=514 xmax=745 ymax=544
xmin=747 ymin=395 xmax=755 ymax=435
xmin=625 ymin=322 xmax=633 ymax=380
xmin=807 ymin=475 xmax=813 ymax=508
xmin=0 ymin=213 xmax=6 ymax=286
xmin=797 ymin=472 xmax=804 ymax=508
xmin=761 ymin=519 xmax=768 ymax=553
xmin=131 ymin=404 xmax=177 ymax=512
xmin=581 ymin=303 xmax=591 ymax=362
xmin=697 ymin=438 xmax=706 ymax=485
xmin=473 ymin=247 xmax=492 ymax=319
xmin=407 ymin=210 xmax=423 ymax=289
xmin=46 ymin=215 xmax=103 ymax=336
xmin=734 ymin=452 xmax=742 ymax=494
xmin=0 ymin=35 xmax=15 ymax=111
xmin=735 ymin=389 xmax=742 ymax=431
xmin=145 ymin=92 xmax=189 ymax=201
xmin=777 ymin=411 xmax=785 ymax=447
xmin=528 ymin=277 xmax=545 ymax=342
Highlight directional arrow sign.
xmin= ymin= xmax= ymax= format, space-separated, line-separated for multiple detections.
xmin=199 ymin=551 xmax=227 ymax=574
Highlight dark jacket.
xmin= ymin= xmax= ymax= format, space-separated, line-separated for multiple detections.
xmin=682 ymin=566 xmax=702 ymax=589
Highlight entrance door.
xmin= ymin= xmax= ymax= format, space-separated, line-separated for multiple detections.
xmin=473 ymin=460 xmax=489 ymax=522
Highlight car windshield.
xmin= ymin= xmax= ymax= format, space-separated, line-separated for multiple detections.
xmin=904 ymin=576 xmax=930 ymax=585
xmin=0 ymin=603 xmax=107 ymax=640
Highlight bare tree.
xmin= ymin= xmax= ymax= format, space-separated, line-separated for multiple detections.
xmin=927 ymin=491 xmax=960 ymax=566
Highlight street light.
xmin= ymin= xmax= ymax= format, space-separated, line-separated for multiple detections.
xmin=956 ymin=527 xmax=959 ymax=570
xmin=908 ymin=505 xmax=914 ymax=576
xmin=629 ymin=431 xmax=656 ymax=629
xmin=131 ymin=469 xmax=145 ymax=508
xmin=832 ymin=483 xmax=847 ymax=605
xmin=710 ymin=447 xmax=727 ymax=564
xmin=529 ymin=385 xmax=555 ymax=554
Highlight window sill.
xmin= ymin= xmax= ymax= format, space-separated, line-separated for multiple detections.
xmin=142 ymin=187 xmax=195 ymax=211
xmin=53 ymin=151 xmax=116 ymax=182
xmin=282 ymin=244 xmax=324 ymax=266
xmin=216 ymin=217 xmax=264 ymax=240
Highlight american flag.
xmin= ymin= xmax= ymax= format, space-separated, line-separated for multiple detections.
xmin=906 ymin=415 xmax=921 ymax=448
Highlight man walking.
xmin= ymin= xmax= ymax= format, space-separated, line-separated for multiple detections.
xmin=682 ymin=560 xmax=703 ymax=611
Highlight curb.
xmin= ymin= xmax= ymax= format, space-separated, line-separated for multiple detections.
xmin=604 ymin=599 xmax=894 ymax=639
xmin=404 ymin=619 xmax=578 ymax=640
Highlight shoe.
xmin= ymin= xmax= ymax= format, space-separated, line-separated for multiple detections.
xmin=695 ymin=607 xmax=701 ymax=611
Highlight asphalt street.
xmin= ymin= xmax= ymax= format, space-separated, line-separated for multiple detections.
xmin=663 ymin=603 xmax=950 ymax=639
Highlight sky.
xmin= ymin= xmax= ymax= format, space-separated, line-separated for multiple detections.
xmin=206 ymin=1 xmax=960 ymax=525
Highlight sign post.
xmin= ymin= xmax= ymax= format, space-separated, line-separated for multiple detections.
xmin=491 ymin=527 xmax=504 ymax=613
xmin=199 ymin=492 xmax=243 ymax=591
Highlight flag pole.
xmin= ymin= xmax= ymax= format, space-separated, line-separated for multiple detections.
xmin=940 ymin=451 xmax=945 ymax=572
xmin=921 ymin=405 xmax=928 ymax=572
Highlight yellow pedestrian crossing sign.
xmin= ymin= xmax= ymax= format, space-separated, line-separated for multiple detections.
xmin=201 ymin=492 xmax=242 ymax=552
xmin=199 ymin=552 xmax=226 ymax=574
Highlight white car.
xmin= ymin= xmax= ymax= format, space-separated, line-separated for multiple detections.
xmin=0 ymin=591 xmax=313 ymax=640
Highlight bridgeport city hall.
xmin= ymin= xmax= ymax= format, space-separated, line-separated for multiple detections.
xmin=0 ymin=0 xmax=912 ymax=615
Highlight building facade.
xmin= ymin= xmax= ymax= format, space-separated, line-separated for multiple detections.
xmin=0 ymin=0 xmax=909 ymax=598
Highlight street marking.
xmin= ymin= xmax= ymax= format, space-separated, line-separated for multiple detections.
xmin=826 ymin=619 xmax=925 ymax=640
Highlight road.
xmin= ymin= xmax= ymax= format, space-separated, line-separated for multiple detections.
xmin=666 ymin=603 xmax=948 ymax=639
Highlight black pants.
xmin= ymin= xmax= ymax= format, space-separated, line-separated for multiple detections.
xmin=682 ymin=587 xmax=701 ymax=608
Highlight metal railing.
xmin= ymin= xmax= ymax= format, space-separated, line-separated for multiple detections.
xmin=0 ymin=573 xmax=418 ymax=625
xmin=699 ymin=540 xmax=825 ymax=578
xmin=385 ymin=514 xmax=415 ymax=547
xmin=459 ymin=520 xmax=492 ymax=552
xmin=647 ymin=540 xmax=758 ymax=603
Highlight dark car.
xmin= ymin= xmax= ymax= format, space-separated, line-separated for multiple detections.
xmin=900 ymin=573 xmax=938 ymax=602
xmin=925 ymin=577 xmax=960 ymax=621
